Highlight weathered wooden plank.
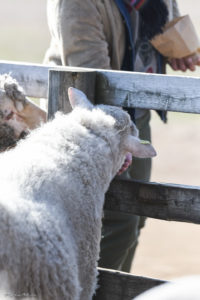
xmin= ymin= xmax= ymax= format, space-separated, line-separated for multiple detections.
xmin=0 ymin=60 xmax=49 ymax=98
xmin=94 ymin=268 xmax=165 ymax=300
xmin=0 ymin=61 xmax=89 ymax=99
xmin=1 ymin=61 xmax=200 ymax=114
xmin=105 ymin=179 xmax=200 ymax=224
xmin=48 ymin=70 xmax=96 ymax=118
xmin=95 ymin=71 xmax=200 ymax=113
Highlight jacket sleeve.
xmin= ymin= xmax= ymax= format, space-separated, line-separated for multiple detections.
xmin=164 ymin=0 xmax=180 ymax=21
xmin=172 ymin=0 xmax=181 ymax=19
xmin=47 ymin=0 xmax=111 ymax=69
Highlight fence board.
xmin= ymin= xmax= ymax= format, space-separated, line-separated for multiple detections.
xmin=94 ymin=268 xmax=165 ymax=300
xmin=0 ymin=61 xmax=49 ymax=98
xmin=96 ymin=71 xmax=200 ymax=113
xmin=1 ymin=61 xmax=200 ymax=114
xmin=105 ymin=179 xmax=200 ymax=224
xmin=48 ymin=70 xmax=96 ymax=118
xmin=0 ymin=61 xmax=91 ymax=99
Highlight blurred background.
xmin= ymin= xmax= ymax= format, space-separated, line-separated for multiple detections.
xmin=0 ymin=0 xmax=200 ymax=280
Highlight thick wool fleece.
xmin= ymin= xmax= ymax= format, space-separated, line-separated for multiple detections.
xmin=0 ymin=87 xmax=156 ymax=300
xmin=0 ymin=102 xmax=134 ymax=299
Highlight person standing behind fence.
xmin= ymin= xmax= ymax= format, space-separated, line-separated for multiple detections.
xmin=44 ymin=0 xmax=200 ymax=273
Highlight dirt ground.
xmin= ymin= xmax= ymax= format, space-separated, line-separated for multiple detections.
xmin=1 ymin=0 xmax=200 ymax=282
xmin=132 ymin=112 xmax=200 ymax=280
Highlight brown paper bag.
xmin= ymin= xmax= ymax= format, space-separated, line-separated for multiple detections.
xmin=150 ymin=15 xmax=200 ymax=58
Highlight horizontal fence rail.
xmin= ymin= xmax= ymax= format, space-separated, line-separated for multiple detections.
xmin=0 ymin=61 xmax=49 ymax=98
xmin=94 ymin=268 xmax=165 ymax=300
xmin=0 ymin=61 xmax=96 ymax=99
xmin=1 ymin=61 xmax=200 ymax=113
xmin=95 ymin=71 xmax=200 ymax=113
xmin=1 ymin=61 xmax=200 ymax=225
xmin=106 ymin=179 xmax=200 ymax=224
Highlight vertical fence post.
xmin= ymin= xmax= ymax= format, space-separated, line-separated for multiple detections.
xmin=48 ymin=69 xmax=97 ymax=119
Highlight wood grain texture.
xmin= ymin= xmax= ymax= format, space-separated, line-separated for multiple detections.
xmin=0 ymin=61 xmax=49 ymax=98
xmin=95 ymin=71 xmax=200 ymax=113
xmin=94 ymin=268 xmax=165 ymax=300
xmin=1 ymin=61 xmax=200 ymax=114
xmin=48 ymin=70 xmax=96 ymax=118
xmin=105 ymin=179 xmax=200 ymax=224
xmin=0 ymin=61 xmax=91 ymax=99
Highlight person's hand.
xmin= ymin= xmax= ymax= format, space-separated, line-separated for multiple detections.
xmin=168 ymin=53 xmax=200 ymax=72
xmin=117 ymin=152 xmax=132 ymax=175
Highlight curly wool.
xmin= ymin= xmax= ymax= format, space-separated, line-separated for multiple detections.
xmin=0 ymin=74 xmax=27 ymax=104
xmin=0 ymin=102 xmax=131 ymax=300
xmin=0 ymin=86 xmax=156 ymax=299
xmin=0 ymin=75 xmax=43 ymax=151
xmin=0 ymin=124 xmax=17 ymax=152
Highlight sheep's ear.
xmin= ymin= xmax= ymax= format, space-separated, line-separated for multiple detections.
xmin=125 ymin=135 xmax=157 ymax=158
xmin=68 ymin=87 xmax=93 ymax=110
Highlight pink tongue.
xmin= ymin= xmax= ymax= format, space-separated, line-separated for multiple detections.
xmin=117 ymin=152 xmax=132 ymax=175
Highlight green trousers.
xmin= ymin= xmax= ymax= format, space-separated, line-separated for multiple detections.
xmin=98 ymin=111 xmax=151 ymax=273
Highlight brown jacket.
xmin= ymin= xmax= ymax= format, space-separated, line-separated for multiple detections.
xmin=44 ymin=0 xmax=180 ymax=70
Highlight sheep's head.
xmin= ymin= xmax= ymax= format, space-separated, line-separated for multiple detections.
xmin=68 ymin=87 xmax=156 ymax=175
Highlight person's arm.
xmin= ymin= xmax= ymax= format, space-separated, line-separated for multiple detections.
xmin=47 ymin=0 xmax=111 ymax=69
xmin=172 ymin=0 xmax=180 ymax=19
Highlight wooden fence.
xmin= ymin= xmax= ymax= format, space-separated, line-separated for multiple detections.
xmin=1 ymin=60 xmax=200 ymax=299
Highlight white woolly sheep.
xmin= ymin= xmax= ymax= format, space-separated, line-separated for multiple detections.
xmin=0 ymin=87 xmax=156 ymax=300
xmin=134 ymin=275 xmax=200 ymax=300
xmin=0 ymin=74 xmax=46 ymax=151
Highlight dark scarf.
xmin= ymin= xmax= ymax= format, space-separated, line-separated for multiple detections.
xmin=124 ymin=0 xmax=169 ymax=40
